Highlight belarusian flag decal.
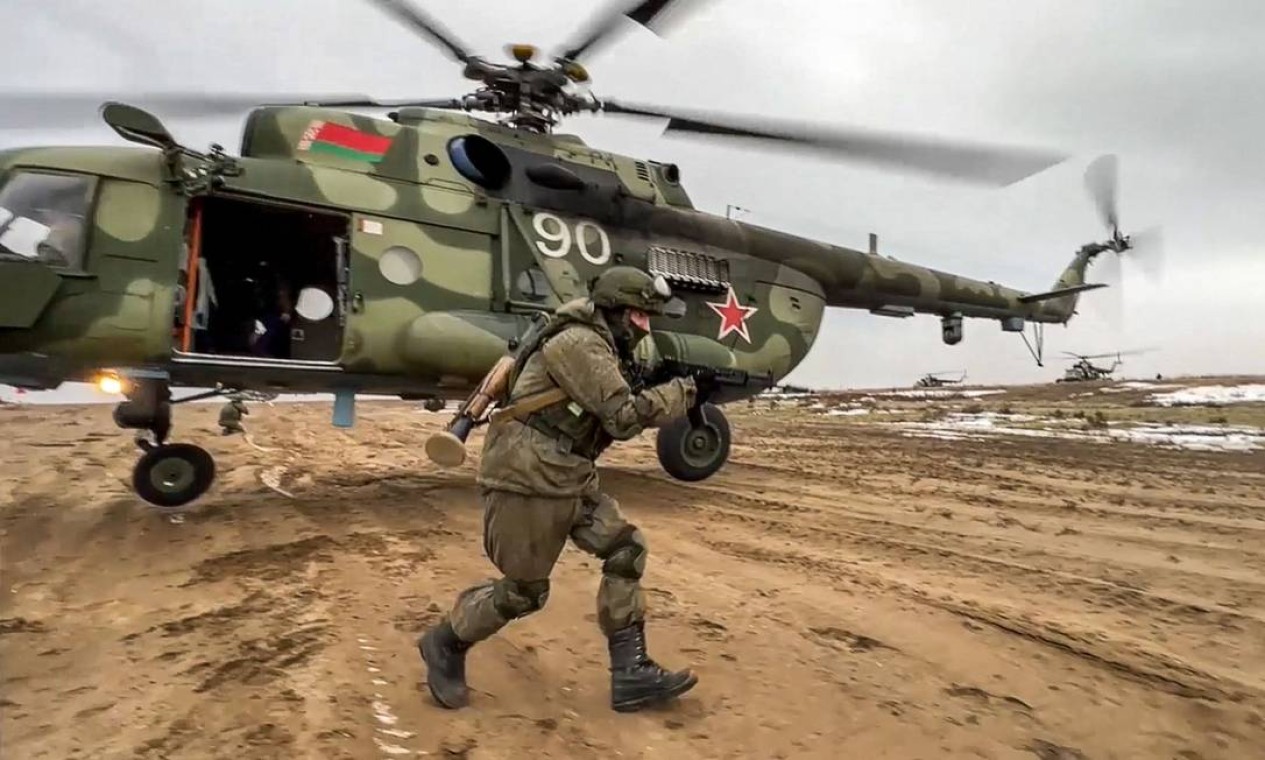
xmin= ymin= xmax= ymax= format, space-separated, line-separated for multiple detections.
xmin=297 ymin=120 xmax=393 ymax=163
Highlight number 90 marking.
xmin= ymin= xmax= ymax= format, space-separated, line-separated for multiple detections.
xmin=531 ymin=211 xmax=611 ymax=265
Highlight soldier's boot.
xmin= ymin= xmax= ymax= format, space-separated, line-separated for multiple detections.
xmin=418 ymin=619 xmax=474 ymax=709
xmin=607 ymin=621 xmax=698 ymax=712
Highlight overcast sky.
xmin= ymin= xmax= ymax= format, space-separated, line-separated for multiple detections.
xmin=2 ymin=0 xmax=1263 ymax=398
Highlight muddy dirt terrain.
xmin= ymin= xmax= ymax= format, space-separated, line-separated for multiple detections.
xmin=2 ymin=379 xmax=1263 ymax=759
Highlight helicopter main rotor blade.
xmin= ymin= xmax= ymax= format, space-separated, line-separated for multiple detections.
xmin=598 ymin=100 xmax=1068 ymax=186
xmin=362 ymin=0 xmax=479 ymax=64
xmin=1084 ymin=154 xmax=1119 ymax=233
xmin=0 ymin=91 xmax=369 ymax=130
xmin=304 ymin=97 xmax=467 ymax=109
xmin=0 ymin=91 xmax=466 ymax=130
xmin=1067 ymin=349 xmax=1151 ymax=362
xmin=556 ymin=0 xmax=698 ymax=62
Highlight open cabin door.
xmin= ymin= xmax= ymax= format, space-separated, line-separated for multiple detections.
xmin=174 ymin=194 xmax=350 ymax=364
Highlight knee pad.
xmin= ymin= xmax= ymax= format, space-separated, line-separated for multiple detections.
xmin=601 ymin=527 xmax=647 ymax=580
xmin=492 ymin=578 xmax=550 ymax=619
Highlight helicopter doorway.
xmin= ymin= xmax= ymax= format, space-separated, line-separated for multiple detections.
xmin=175 ymin=195 xmax=349 ymax=364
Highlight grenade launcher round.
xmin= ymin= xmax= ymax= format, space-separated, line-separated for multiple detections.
xmin=424 ymin=315 xmax=550 ymax=468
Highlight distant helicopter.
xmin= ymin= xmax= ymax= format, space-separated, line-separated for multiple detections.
xmin=914 ymin=370 xmax=966 ymax=388
xmin=1055 ymin=350 xmax=1148 ymax=382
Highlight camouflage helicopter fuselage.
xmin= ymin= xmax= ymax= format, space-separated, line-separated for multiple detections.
xmin=0 ymin=104 xmax=1096 ymax=401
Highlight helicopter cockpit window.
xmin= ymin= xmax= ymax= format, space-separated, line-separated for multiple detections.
xmin=0 ymin=171 xmax=95 ymax=269
xmin=446 ymin=135 xmax=511 ymax=190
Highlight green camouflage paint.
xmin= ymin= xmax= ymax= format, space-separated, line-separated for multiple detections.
xmin=0 ymin=104 xmax=1096 ymax=397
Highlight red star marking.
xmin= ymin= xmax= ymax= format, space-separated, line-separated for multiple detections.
xmin=706 ymin=287 xmax=759 ymax=343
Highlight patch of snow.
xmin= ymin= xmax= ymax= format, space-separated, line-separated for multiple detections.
xmin=1147 ymin=384 xmax=1265 ymax=407
xmin=759 ymin=391 xmax=815 ymax=400
xmin=827 ymin=408 xmax=871 ymax=416
xmin=873 ymin=388 xmax=1006 ymax=399
xmin=1114 ymin=381 xmax=1186 ymax=390
xmin=884 ymin=413 xmax=1264 ymax=452
xmin=1108 ymin=424 xmax=1265 ymax=452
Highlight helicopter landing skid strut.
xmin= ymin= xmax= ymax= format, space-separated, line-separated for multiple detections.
xmin=1019 ymin=322 xmax=1046 ymax=367
xmin=112 ymin=374 xmax=217 ymax=510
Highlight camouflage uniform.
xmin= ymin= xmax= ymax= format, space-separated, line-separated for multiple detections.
xmin=419 ymin=267 xmax=704 ymax=713
xmin=217 ymin=397 xmax=247 ymax=435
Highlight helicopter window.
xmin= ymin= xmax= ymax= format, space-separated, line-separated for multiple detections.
xmin=514 ymin=267 xmax=551 ymax=303
xmin=294 ymin=286 xmax=335 ymax=322
xmin=0 ymin=171 xmax=96 ymax=269
xmin=447 ymin=135 xmax=511 ymax=190
xmin=379 ymin=245 xmax=423 ymax=286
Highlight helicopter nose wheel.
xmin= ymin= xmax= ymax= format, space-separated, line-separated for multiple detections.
xmin=132 ymin=442 xmax=216 ymax=510
xmin=110 ymin=376 xmax=218 ymax=509
xmin=655 ymin=403 xmax=731 ymax=482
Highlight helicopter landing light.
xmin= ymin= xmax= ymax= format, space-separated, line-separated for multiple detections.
xmin=95 ymin=372 xmax=125 ymax=395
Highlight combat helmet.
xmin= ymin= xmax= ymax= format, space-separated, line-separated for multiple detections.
xmin=590 ymin=266 xmax=673 ymax=315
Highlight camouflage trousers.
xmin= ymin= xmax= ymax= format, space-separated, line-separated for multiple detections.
xmin=447 ymin=488 xmax=648 ymax=643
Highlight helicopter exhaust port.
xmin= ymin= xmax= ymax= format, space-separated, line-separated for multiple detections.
xmin=941 ymin=313 xmax=964 ymax=345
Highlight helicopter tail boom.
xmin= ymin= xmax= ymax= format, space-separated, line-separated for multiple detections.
xmin=797 ymin=244 xmax=1093 ymax=325
xmin=1031 ymin=244 xmax=1104 ymax=323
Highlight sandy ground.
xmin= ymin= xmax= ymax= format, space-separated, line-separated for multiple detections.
xmin=2 ymin=379 xmax=1264 ymax=759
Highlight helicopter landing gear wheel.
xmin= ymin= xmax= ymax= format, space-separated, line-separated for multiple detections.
xmin=655 ymin=403 xmax=731 ymax=482
xmin=132 ymin=443 xmax=216 ymax=510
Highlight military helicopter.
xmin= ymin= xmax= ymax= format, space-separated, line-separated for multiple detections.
xmin=0 ymin=0 xmax=1130 ymax=509
xmin=1055 ymin=349 xmax=1149 ymax=383
xmin=914 ymin=370 xmax=967 ymax=388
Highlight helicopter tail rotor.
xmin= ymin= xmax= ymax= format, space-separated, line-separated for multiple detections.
xmin=1080 ymin=155 xmax=1166 ymax=329
xmin=1084 ymin=153 xmax=1120 ymax=236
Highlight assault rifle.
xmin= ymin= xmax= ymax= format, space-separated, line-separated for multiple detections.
xmin=629 ymin=358 xmax=774 ymax=425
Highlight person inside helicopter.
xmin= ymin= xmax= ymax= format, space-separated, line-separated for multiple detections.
xmin=0 ymin=171 xmax=94 ymax=268
xmin=250 ymin=277 xmax=294 ymax=359
xmin=187 ymin=196 xmax=345 ymax=362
